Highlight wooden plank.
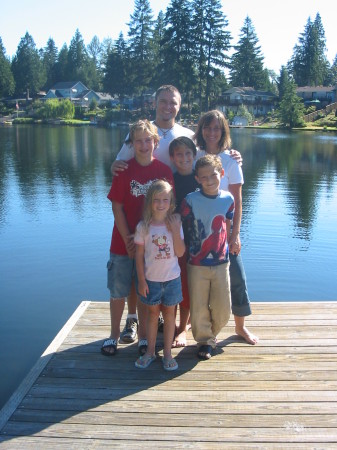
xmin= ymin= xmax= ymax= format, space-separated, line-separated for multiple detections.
xmin=1 ymin=301 xmax=337 ymax=448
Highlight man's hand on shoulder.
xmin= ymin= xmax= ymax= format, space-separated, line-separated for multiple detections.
xmin=229 ymin=149 xmax=243 ymax=166
xmin=111 ymin=160 xmax=129 ymax=177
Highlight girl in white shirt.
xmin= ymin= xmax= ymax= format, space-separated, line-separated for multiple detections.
xmin=134 ymin=180 xmax=185 ymax=371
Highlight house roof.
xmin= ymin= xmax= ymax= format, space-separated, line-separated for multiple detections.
xmin=223 ymin=87 xmax=277 ymax=98
xmin=296 ymin=86 xmax=335 ymax=93
xmin=50 ymin=81 xmax=88 ymax=90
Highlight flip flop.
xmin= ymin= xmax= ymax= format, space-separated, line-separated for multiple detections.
xmin=101 ymin=338 xmax=118 ymax=356
xmin=162 ymin=357 xmax=178 ymax=371
xmin=135 ymin=354 xmax=156 ymax=369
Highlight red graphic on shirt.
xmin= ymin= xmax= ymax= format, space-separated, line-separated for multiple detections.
xmin=189 ymin=215 xmax=226 ymax=265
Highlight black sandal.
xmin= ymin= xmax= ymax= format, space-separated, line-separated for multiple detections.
xmin=101 ymin=338 xmax=118 ymax=356
xmin=197 ymin=344 xmax=212 ymax=360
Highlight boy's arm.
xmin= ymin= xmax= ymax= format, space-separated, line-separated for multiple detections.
xmin=135 ymin=243 xmax=149 ymax=297
xmin=228 ymin=184 xmax=242 ymax=255
xmin=166 ymin=214 xmax=186 ymax=258
xmin=111 ymin=201 xmax=135 ymax=258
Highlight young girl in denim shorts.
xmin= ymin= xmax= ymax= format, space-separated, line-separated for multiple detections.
xmin=134 ymin=180 xmax=185 ymax=371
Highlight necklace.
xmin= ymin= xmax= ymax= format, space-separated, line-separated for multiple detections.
xmin=154 ymin=122 xmax=174 ymax=139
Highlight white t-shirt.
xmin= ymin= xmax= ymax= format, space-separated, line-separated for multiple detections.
xmin=116 ymin=123 xmax=194 ymax=172
xmin=134 ymin=221 xmax=184 ymax=282
xmin=196 ymin=150 xmax=244 ymax=190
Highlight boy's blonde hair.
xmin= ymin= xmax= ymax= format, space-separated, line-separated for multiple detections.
xmin=125 ymin=119 xmax=160 ymax=148
xmin=194 ymin=110 xmax=231 ymax=151
xmin=142 ymin=179 xmax=175 ymax=230
xmin=195 ymin=154 xmax=223 ymax=175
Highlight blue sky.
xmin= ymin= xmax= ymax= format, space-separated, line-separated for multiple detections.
xmin=1 ymin=0 xmax=336 ymax=74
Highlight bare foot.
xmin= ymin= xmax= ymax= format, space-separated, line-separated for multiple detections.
xmin=235 ymin=326 xmax=259 ymax=345
xmin=172 ymin=330 xmax=187 ymax=348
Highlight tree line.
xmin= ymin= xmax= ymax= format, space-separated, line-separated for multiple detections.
xmin=1 ymin=0 xmax=337 ymax=113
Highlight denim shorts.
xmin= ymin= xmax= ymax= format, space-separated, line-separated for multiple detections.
xmin=107 ymin=253 xmax=136 ymax=299
xmin=139 ymin=276 xmax=182 ymax=307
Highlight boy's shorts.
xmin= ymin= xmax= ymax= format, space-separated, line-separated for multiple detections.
xmin=139 ymin=277 xmax=182 ymax=307
xmin=107 ymin=253 xmax=136 ymax=299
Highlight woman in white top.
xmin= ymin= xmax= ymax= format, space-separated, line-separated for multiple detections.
xmin=194 ymin=110 xmax=259 ymax=345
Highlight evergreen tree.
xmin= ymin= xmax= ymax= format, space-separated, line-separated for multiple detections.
xmin=151 ymin=11 xmax=166 ymax=88
xmin=104 ymin=33 xmax=132 ymax=104
xmin=160 ymin=0 xmax=195 ymax=99
xmin=0 ymin=37 xmax=15 ymax=97
xmin=87 ymin=35 xmax=103 ymax=89
xmin=277 ymin=79 xmax=305 ymax=128
xmin=289 ymin=13 xmax=329 ymax=86
xmin=67 ymin=29 xmax=99 ymax=89
xmin=328 ymin=54 xmax=337 ymax=86
xmin=54 ymin=44 xmax=69 ymax=83
xmin=277 ymin=66 xmax=290 ymax=100
xmin=42 ymin=38 xmax=58 ymax=90
xmin=229 ymin=16 xmax=268 ymax=90
xmin=191 ymin=0 xmax=231 ymax=110
xmin=11 ymin=32 xmax=45 ymax=96
xmin=127 ymin=0 xmax=155 ymax=110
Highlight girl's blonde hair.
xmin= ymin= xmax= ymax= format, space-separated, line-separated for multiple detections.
xmin=194 ymin=110 xmax=231 ymax=152
xmin=125 ymin=119 xmax=160 ymax=148
xmin=142 ymin=179 xmax=175 ymax=230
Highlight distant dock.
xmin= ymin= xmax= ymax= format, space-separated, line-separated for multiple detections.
xmin=1 ymin=300 xmax=337 ymax=448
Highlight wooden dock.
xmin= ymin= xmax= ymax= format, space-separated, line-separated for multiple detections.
xmin=1 ymin=301 xmax=337 ymax=448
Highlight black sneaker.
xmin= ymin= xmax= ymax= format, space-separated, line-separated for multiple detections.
xmin=120 ymin=318 xmax=138 ymax=343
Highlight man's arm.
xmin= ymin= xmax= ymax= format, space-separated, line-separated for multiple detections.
xmin=229 ymin=149 xmax=243 ymax=166
xmin=110 ymin=139 xmax=134 ymax=176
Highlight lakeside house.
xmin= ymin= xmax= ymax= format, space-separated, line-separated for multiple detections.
xmin=44 ymin=81 xmax=115 ymax=107
xmin=216 ymin=87 xmax=278 ymax=117
xmin=296 ymin=85 xmax=337 ymax=107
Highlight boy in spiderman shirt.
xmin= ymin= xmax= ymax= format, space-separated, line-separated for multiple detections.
xmin=180 ymin=154 xmax=234 ymax=360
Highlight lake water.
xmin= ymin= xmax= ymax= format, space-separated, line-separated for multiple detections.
xmin=1 ymin=124 xmax=337 ymax=409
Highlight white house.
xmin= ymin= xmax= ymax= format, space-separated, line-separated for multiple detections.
xmin=44 ymin=82 xmax=114 ymax=106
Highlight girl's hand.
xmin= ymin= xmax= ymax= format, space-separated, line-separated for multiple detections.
xmin=111 ymin=160 xmax=129 ymax=176
xmin=166 ymin=213 xmax=181 ymax=234
xmin=138 ymin=279 xmax=149 ymax=298
xmin=229 ymin=149 xmax=243 ymax=166
xmin=229 ymin=233 xmax=241 ymax=256
xmin=125 ymin=234 xmax=136 ymax=258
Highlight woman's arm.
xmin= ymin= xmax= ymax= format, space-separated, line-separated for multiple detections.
xmin=228 ymin=183 xmax=242 ymax=255
xmin=111 ymin=202 xmax=135 ymax=258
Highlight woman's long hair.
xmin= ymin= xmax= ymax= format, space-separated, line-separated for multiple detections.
xmin=194 ymin=110 xmax=231 ymax=152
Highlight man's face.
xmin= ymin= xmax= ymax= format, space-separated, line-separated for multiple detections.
xmin=155 ymin=90 xmax=181 ymax=124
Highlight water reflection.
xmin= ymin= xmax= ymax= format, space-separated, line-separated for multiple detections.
xmin=233 ymin=129 xmax=337 ymax=240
